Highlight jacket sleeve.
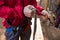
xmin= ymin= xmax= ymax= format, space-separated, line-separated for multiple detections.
xmin=36 ymin=5 xmax=44 ymax=15
xmin=0 ymin=0 xmax=13 ymax=18
xmin=32 ymin=0 xmax=44 ymax=15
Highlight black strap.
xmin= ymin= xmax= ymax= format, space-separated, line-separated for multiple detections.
xmin=33 ymin=11 xmax=37 ymax=40
xmin=6 ymin=15 xmax=14 ymax=26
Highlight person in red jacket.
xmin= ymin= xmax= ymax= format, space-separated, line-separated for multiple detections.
xmin=0 ymin=0 xmax=51 ymax=40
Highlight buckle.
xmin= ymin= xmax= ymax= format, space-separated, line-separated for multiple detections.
xmin=16 ymin=27 xmax=19 ymax=31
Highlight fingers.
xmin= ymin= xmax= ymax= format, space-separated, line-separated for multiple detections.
xmin=23 ymin=5 xmax=35 ymax=17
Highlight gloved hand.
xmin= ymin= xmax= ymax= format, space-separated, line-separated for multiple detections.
xmin=23 ymin=5 xmax=36 ymax=17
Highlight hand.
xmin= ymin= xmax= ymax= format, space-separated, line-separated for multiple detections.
xmin=23 ymin=5 xmax=35 ymax=17
xmin=41 ymin=10 xmax=54 ymax=24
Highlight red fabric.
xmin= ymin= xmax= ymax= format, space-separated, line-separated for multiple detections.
xmin=36 ymin=5 xmax=44 ymax=15
xmin=0 ymin=0 xmax=4 ymax=5
xmin=0 ymin=0 xmax=44 ymax=31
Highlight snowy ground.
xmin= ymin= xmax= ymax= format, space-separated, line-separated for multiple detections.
xmin=30 ymin=18 xmax=44 ymax=40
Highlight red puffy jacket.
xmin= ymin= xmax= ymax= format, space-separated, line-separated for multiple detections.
xmin=0 ymin=0 xmax=44 ymax=31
